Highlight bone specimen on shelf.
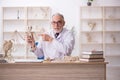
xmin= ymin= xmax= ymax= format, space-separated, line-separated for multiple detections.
xmin=29 ymin=8 xmax=40 ymax=19
xmin=108 ymin=15 xmax=114 ymax=19
xmin=88 ymin=22 xmax=96 ymax=31
xmin=111 ymin=34 xmax=116 ymax=43
xmin=17 ymin=10 xmax=20 ymax=19
xmin=26 ymin=26 xmax=33 ymax=36
xmin=86 ymin=33 xmax=92 ymax=43
xmin=108 ymin=8 xmax=116 ymax=19
xmin=40 ymin=7 xmax=49 ymax=18
xmin=11 ymin=30 xmax=25 ymax=44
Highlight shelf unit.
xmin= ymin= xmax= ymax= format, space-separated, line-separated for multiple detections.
xmin=2 ymin=7 xmax=51 ymax=59
xmin=104 ymin=7 xmax=120 ymax=80
xmin=80 ymin=6 xmax=120 ymax=57
xmin=80 ymin=6 xmax=104 ymax=53
xmin=104 ymin=6 xmax=120 ymax=57
xmin=80 ymin=6 xmax=120 ymax=80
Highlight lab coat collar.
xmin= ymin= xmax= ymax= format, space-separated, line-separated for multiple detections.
xmin=54 ymin=28 xmax=66 ymax=39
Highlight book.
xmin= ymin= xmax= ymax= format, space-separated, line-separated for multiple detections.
xmin=0 ymin=54 xmax=3 ymax=58
xmin=82 ymin=51 xmax=103 ymax=55
xmin=80 ymin=58 xmax=105 ymax=62
xmin=0 ymin=54 xmax=8 ymax=63
xmin=0 ymin=59 xmax=7 ymax=63
xmin=15 ymin=59 xmax=43 ymax=63
xmin=82 ymin=54 xmax=103 ymax=59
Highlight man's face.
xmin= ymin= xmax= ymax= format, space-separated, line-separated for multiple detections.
xmin=51 ymin=15 xmax=65 ymax=33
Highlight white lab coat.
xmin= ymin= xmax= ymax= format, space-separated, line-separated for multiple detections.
xmin=34 ymin=28 xmax=75 ymax=60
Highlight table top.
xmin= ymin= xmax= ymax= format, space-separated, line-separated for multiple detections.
xmin=0 ymin=61 xmax=108 ymax=65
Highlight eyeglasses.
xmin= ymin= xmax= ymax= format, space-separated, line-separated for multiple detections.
xmin=51 ymin=21 xmax=63 ymax=25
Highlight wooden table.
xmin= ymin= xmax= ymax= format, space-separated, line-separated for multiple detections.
xmin=0 ymin=62 xmax=108 ymax=80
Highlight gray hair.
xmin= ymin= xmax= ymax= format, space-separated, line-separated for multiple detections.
xmin=52 ymin=13 xmax=64 ymax=20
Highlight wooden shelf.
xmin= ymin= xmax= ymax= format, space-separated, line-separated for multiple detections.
xmin=81 ymin=31 xmax=103 ymax=33
xmin=80 ymin=6 xmax=120 ymax=57
xmin=27 ymin=19 xmax=49 ymax=21
xmin=104 ymin=18 xmax=120 ymax=20
xmin=105 ymin=43 xmax=120 ymax=45
xmin=107 ymin=65 xmax=120 ymax=68
xmin=81 ymin=18 xmax=103 ymax=20
xmin=81 ymin=43 xmax=103 ymax=45
xmin=2 ymin=7 xmax=51 ymax=59
xmin=105 ymin=31 xmax=120 ymax=33
xmin=105 ymin=55 xmax=120 ymax=57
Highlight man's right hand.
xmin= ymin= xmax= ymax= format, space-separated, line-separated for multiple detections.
xmin=26 ymin=32 xmax=35 ymax=48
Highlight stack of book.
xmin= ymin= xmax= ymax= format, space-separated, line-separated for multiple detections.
xmin=0 ymin=54 xmax=7 ymax=63
xmin=80 ymin=51 xmax=104 ymax=62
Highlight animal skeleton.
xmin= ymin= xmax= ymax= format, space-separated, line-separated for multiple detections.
xmin=3 ymin=26 xmax=45 ymax=59
xmin=111 ymin=34 xmax=116 ymax=43
xmin=86 ymin=33 xmax=92 ymax=42
xmin=88 ymin=22 xmax=96 ymax=31
xmin=3 ymin=40 xmax=14 ymax=63
xmin=40 ymin=7 xmax=49 ymax=18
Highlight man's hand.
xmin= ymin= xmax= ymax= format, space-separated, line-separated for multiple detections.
xmin=40 ymin=34 xmax=53 ymax=42
xmin=26 ymin=32 xmax=35 ymax=48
